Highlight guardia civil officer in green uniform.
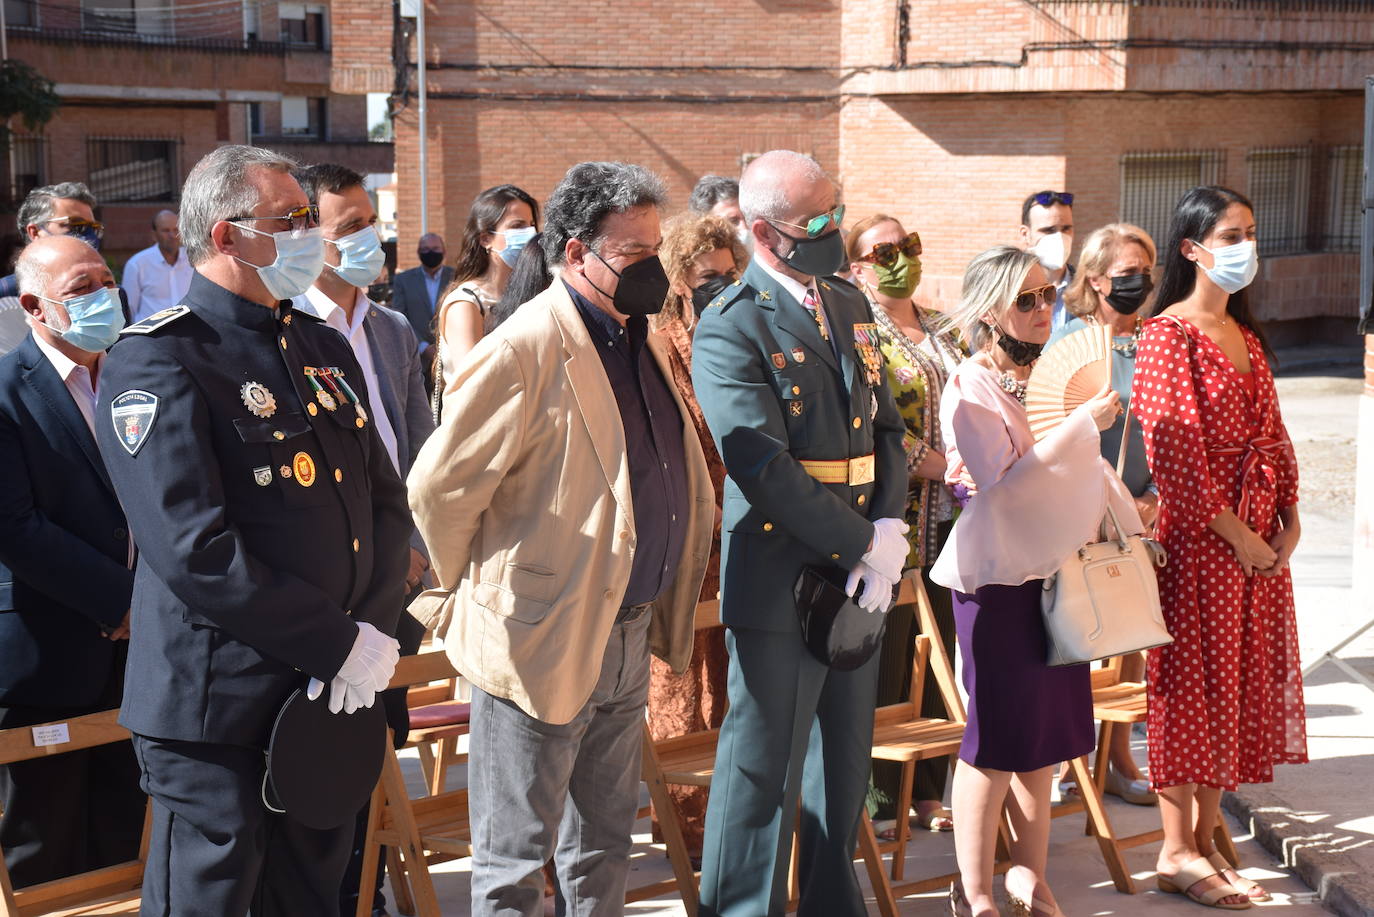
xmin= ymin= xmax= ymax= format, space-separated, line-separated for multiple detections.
xmin=692 ymin=150 xmax=910 ymax=916
xmin=94 ymin=145 xmax=411 ymax=917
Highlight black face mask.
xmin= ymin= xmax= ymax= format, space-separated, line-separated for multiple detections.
xmin=588 ymin=251 xmax=670 ymax=316
xmin=418 ymin=250 xmax=444 ymax=269
xmin=993 ymin=325 xmax=1044 ymax=366
xmin=1104 ymin=272 xmax=1153 ymax=315
xmin=769 ymin=225 xmax=846 ymax=278
xmin=690 ymin=275 xmax=734 ymax=317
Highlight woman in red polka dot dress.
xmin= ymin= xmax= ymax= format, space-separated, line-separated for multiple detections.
xmin=1133 ymin=186 xmax=1306 ymax=911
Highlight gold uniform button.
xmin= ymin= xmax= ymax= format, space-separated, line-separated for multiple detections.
xmin=272 ymin=430 xmax=285 ymax=441
xmin=791 ymin=385 xmax=800 ymax=395
xmin=852 ymin=417 xmax=862 ymax=429
xmin=355 ymin=418 xmax=365 ymax=428
xmin=830 ymin=552 xmax=840 ymax=560
xmin=857 ymin=494 xmax=866 ymax=505
xmin=307 ymin=402 xmax=318 ymax=416
xmin=351 ymin=538 xmax=360 ymax=553
xmin=334 ymin=468 xmax=343 ymax=483
xmin=762 ymin=522 xmax=773 ymax=532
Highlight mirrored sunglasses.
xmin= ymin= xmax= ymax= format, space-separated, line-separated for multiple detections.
xmin=1013 ymin=283 xmax=1057 ymax=313
xmin=772 ymin=204 xmax=845 ymax=238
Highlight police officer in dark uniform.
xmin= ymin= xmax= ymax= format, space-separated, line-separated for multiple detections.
xmin=692 ymin=150 xmax=910 ymax=917
xmin=94 ymin=145 xmax=411 ymax=917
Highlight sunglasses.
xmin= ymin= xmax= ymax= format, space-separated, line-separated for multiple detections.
xmin=1013 ymin=283 xmax=1056 ymax=313
xmin=1030 ymin=191 xmax=1074 ymax=208
xmin=229 ymin=205 xmax=319 ymax=234
xmin=770 ymin=204 xmax=845 ymax=239
xmin=43 ymin=216 xmax=105 ymax=241
xmin=858 ymin=231 xmax=922 ymax=267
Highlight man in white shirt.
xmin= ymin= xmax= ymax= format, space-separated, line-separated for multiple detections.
xmin=0 ymin=234 xmax=143 ymax=887
xmin=289 ymin=162 xmax=436 ymax=917
xmin=121 ymin=209 xmax=193 ymax=324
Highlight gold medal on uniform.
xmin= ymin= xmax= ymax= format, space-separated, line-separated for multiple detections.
xmin=292 ymin=451 xmax=317 ymax=487
xmin=303 ymin=367 xmax=337 ymax=411
xmin=240 ymin=381 xmax=277 ymax=418
xmin=851 ymin=323 xmax=883 ymax=388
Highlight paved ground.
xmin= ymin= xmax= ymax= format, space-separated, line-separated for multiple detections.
xmin=389 ymin=356 xmax=1372 ymax=916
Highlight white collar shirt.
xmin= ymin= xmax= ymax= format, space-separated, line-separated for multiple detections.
xmin=33 ymin=330 xmax=101 ymax=434
xmin=123 ymin=245 xmax=194 ymax=324
xmin=756 ymin=257 xmax=833 ymax=341
xmin=299 ymin=285 xmax=401 ymax=475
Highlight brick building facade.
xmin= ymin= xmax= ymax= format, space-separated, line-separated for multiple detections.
xmin=332 ymin=0 xmax=1373 ymax=339
xmin=4 ymin=0 xmax=394 ymax=269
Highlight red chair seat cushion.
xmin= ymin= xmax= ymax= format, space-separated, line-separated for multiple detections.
xmin=408 ymin=701 xmax=472 ymax=730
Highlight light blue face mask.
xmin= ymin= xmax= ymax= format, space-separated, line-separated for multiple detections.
xmin=326 ymin=225 xmax=386 ymax=288
xmin=38 ymin=286 xmax=126 ymax=352
xmin=495 ymin=226 xmax=537 ymax=268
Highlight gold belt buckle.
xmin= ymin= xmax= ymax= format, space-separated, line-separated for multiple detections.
xmin=848 ymin=454 xmax=875 ymax=486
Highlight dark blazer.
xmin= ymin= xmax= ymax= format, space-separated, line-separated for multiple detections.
xmin=691 ymin=260 xmax=908 ymax=632
xmin=0 ymin=334 xmax=134 ymax=708
xmin=95 ymin=274 xmax=412 ymax=747
xmin=390 ymin=264 xmax=453 ymax=350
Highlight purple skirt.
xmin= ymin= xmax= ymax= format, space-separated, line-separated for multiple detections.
xmin=953 ymin=580 xmax=1094 ymax=772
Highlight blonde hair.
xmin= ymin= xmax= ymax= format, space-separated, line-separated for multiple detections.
xmin=655 ymin=211 xmax=747 ymax=328
xmin=1065 ymin=223 xmax=1156 ymax=318
xmin=940 ymin=245 xmax=1039 ymax=353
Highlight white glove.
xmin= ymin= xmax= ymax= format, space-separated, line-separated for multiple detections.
xmin=861 ymin=517 xmax=911 ymax=581
xmin=305 ymin=674 xmax=378 ymax=714
xmin=844 ymin=561 xmax=898 ymax=614
xmin=338 ymin=621 xmax=401 ymax=693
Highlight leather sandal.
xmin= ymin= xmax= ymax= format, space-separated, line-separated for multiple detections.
xmin=1207 ymin=852 xmax=1272 ymax=902
xmin=1157 ymin=856 xmax=1252 ymax=910
xmin=915 ymin=806 xmax=955 ymax=832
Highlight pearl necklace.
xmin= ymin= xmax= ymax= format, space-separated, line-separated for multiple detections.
xmin=997 ymin=371 xmax=1028 ymax=404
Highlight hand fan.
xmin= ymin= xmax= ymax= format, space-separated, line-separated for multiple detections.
xmin=1025 ymin=324 xmax=1111 ymax=441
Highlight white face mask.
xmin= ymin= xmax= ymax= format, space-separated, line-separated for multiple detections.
xmin=1192 ymin=238 xmax=1258 ymax=295
xmin=1031 ymin=231 xmax=1071 ymax=273
xmin=326 ymin=225 xmax=386 ymax=288
xmin=233 ymin=224 xmax=325 ymax=301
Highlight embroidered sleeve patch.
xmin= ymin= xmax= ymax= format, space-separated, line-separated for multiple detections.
xmin=110 ymin=390 xmax=159 ymax=456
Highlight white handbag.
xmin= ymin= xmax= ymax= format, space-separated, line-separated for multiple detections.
xmin=1040 ymin=407 xmax=1173 ymax=666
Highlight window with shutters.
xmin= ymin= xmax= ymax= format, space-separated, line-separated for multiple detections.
xmin=1119 ymin=150 xmax=1224 ymax=250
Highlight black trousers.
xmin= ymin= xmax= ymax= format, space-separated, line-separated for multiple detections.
xmin=133 ymin=735 xmax=354 ymax=917
xmin=0 ymin=662 xmax=143 ymax=888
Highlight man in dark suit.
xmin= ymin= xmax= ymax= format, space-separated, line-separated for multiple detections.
xmin=389 ymin=232 xmax=451 ymax=363
xmin=94 ymin=145 xmax=412 ymax=916
xmin=290 ymin=161 xmax=436 ymax=917
xmin=0 ymin=234 xmax=144 ymax=887
xmin=691 ymin=150 xmax=909 ymax=917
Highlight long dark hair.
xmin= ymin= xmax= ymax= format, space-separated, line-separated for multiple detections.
xmin=1152 ymin=185 xmax=1272 ymax=360
xmin=489 ymin=232 xmax=552 ymax=329
xmin=450 ymin=184 xmax=540 ymax=285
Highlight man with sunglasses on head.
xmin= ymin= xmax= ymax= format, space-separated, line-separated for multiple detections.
xmin=691 ymin=150 xmax=908 ymax=917
xmin=1017 ymin=189 xmax=1076 ymax=332
xmin=93 ymin=145 xmax=412 ymax=917
xmin=0 ymin=182 xmax=106 ymax=358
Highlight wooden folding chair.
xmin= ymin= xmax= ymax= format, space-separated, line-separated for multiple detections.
xmin=0 ymin=709 xmax=151 ymax=917
xmin=403 ymin=668 xmax=471 ymax=796
xmin=357 ymin=650 xmax=472 ymax=917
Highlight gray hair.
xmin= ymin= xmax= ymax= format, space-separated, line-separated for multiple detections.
xmin=16 ymin=182 xmax=96 ymax=238
xmin=689 ymin=175 xmax=739 ymax=214
xmin=13 ymin=247 xmax=49 ymax=297
xmin=180 ymin=145 xmax=298 ymax=266
xmin=738 ymin=150 xmax=826 ymax=224
xmin=541 ymin=162 xmax=667 ymax=266
xmin=941 ymin=245 xmax=1040 ymax=354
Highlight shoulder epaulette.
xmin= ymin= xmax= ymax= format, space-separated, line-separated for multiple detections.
xmin=711 ymin=280 xmax=755 ymax=314
xmin=120 ymin=305 xmax=190 ymax=335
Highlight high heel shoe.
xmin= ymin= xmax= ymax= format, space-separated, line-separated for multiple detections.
xmin=948 ymin=881 xmax=971 ymax=916
xmin=1104 ymin=764 xmax=1158 ymax=806
xmin=1005 ymin=876 xmax=1064 ymax=916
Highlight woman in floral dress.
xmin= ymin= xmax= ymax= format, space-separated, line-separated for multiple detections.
xmin=846 ymin=214 xmax=966 ymax=837
xmin=1134 ymin=186 xmax=1306 ymax=910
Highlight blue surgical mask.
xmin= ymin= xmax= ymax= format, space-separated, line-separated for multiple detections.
xmin=232 ymin=224 xmax=325 ymax=301
xmin=1192 ymin=239 xmax=1258 ymax=295
xmin=496 ymin=226 xmax=537 ymax=267
xmin=38 ymin=286 xmax=125 ymax=352
xmin=326 ymin=225 xmax=386 ymax=288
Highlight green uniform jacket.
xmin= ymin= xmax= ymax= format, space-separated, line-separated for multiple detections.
xmin=691 ymin=259 xmax=907 ymax=633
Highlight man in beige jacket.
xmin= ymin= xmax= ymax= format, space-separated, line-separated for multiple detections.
xmin=408 ymin=161 xmax=713 ymax=916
